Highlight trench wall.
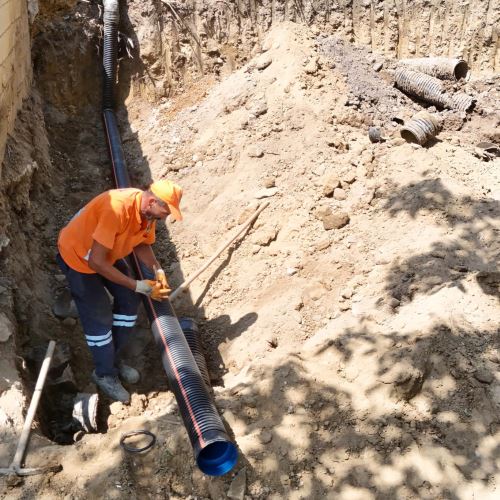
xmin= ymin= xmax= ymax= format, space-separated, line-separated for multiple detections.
xmin=0 ymin=0 xmax=31 ymax=169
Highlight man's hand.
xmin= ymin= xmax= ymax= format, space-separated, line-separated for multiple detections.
xmin=154 ymin=267 xmax=169 ymax=289
xmin=150 ymin=281 xmax=170 ymax=301
xmin=135 ymin=279 xmax=170 ymax=302
xmin=135 ymin=279 xmax=156 ymax=296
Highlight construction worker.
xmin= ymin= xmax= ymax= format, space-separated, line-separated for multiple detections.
xmin=56 ymin=180 xmax=183 ymax=403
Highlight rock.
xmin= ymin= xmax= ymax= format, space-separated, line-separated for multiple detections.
xmin=53 ymin=288 xmax=79 ymax=319
xmin=206 ymin=39 xmax=220 ymax=56
xmin=314 ymin=238 xmax=331 ymax=251
xmin=62 ymin=317 xmax=76 ymax=327
xmin=109 ymin=402 xmax=125 ymax=416
xmin=250 ymin=99 xmax=268 ymax=117
xmin=286 ymin=267 xmax=297 ymax=276
xmin=260 ymin=429 xmax=273 ymax=444
xmin=0 ymin=234 xmax=10 ymax=251
xmin=254 ymin=187 xmax=278 ymax=199
xmin=0 ymin=313 xmax=14 ymax=342
xmin=252 ymin=228 xmax=278 ymax=246
xmin=247 ymin=146 xmax=264 ymax=158
xmin=227 ymin=468 xmax=246 ymax=500
xmin=305 ymin=56 xmax=319 ymax=75
xmin=315 ymin=205 xmax=332 ymax=220
xmin=368 ymin=126 xmax=382 ymax=143
xmin=323 ymin=175 xmax=341 ymax=197
xmin=333 ymin=188 xmax=347 ymax=201
xmin=255 ymin=54 xmax=272 ymax=70
xmin=474 ymin=368 xmax=494 ymax=384
xmin=323 ymin=212 xmax=350 ymax=230
xmin=262 ymin=176 xmax=276 ymax=188
xmin=55 ymin=274 xmax=66 ymax=283
xmin=387 ymin=297 xmax=400 ymax=308
xmin=326 ymin=136 xmax=349 ymax=150
xmin=341 ymin=288 xmax=353 ymax=299
xmin=342 ymin=172 xmax=357 ymax=184
xmin=27 ymin=0 xmax=39 ymax=23
xmin=373 ymin=62 xmax=383 ymax=72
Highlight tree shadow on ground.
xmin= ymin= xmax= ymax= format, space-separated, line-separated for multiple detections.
xmin=383 ymin=178 xmax=499 ymax=303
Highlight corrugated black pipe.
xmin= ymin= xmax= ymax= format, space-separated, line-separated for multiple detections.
xmin=102 ymin=109 xmax=131 ymax=187
xmin=179 ymin=318 xmax=212 ymax=390
xmin=102 ymin=0 xmax=118 ymax=110
xmin=101 ymin=0 xmax=237 ymax=476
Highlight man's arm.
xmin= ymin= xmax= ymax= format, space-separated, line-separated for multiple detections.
xmin=133 ymin=243 xmax=160 ymax=271
xmin=88 ymin=240 xmax=137 ymax=290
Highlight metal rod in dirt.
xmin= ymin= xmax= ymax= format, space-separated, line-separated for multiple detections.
xmin=170 ymin=201 xmax=270 ymax=300
xmin=12 ymin=340 xmax=56 ymax=469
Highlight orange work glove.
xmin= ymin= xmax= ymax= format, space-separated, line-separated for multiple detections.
xmin=154 ymin=268 xmax=169 ymax=289
xmin=150 ymin=280 xmax=170 ymax=301
xmin=135 ymin=279 xmax=169 ymax=301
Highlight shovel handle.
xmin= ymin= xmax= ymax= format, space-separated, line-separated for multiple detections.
xmin=170 ymin=201 xmax=269 ymax=300
xmin=11 ymin=341 xmax=56 ymax=470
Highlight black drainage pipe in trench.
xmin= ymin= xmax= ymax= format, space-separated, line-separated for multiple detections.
xmin=101 ymin=0 xmax=237 ymax=476
xmin=179 ymin=318 xmax=212 ymax=390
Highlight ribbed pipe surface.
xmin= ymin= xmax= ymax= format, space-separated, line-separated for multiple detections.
xmin=450 ymin=92 xmax=476 ymax=112
xmin=102 ymin=0 xmax=119 ymax=110
xmin=179 ymin=318 xmax=212 ymax=390
xmin=101 ymin=0 xmax=237 ymax=476
xmin=394 ymin=67 xmax=449 ymax=108
xmin=395 ymin=68 xmax=475 ymax=112
xmin=135 ymin=263 xmax=237 ymax=476
xmin=400 ymin=111 xmax=440 ymax=145
xmin=398 ymin=57 xmax=469 ymax=80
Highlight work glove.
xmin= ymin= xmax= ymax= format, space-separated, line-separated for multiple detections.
xmin=153 ymin=268 xmax=172 ymax=300
xmin=154 ymin=267 xmax=170 ymax=290
xmin=150 ymin=280 xmax=170 ymax=301
xmin=135 ymin=279 xmax=170 ymax=302
xmin=135 ymin=279 xmax=155 ymax=296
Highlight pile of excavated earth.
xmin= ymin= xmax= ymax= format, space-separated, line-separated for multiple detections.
xmin=1 ymin=2 xmax=499 ymax=499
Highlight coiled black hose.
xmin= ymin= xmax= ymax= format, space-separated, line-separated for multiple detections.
xmin=101 ymin=0 xmax=237 ymax=475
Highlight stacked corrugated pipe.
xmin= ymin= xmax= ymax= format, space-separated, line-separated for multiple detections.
xmin=400 ymin=111 xmax=441 ymax=146
xmin=394 ymin=68 xmax=450 ymax=109
xmin=394 ymin=60 xmax=475 ymax=112
xmin=101 ymin=0 xmax=237 ymax=476
xmin=398 ymin=57 xmax=470 ymax=81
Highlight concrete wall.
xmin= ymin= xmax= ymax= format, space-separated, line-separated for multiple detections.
xmin=0 ymin=0 xmax=31 ymax=165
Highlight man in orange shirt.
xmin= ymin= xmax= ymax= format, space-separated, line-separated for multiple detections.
xmin=57 ymin=180 xmax=183 ymax=403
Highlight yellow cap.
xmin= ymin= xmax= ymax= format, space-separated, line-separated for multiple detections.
xmin=150 ymin=180 xmax=183 ymax=221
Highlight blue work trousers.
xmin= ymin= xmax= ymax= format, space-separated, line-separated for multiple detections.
xmin=56 ymin=253 xmax=140 ymax=377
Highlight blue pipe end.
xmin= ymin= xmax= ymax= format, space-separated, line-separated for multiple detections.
xmin=197 ymin=441 xmax=238 ymax=476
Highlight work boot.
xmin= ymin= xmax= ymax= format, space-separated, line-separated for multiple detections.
xmin=117 ymin=362 xmax=140 ymax=384
xmin=91 ymin=371 xmax=130 ymax=403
